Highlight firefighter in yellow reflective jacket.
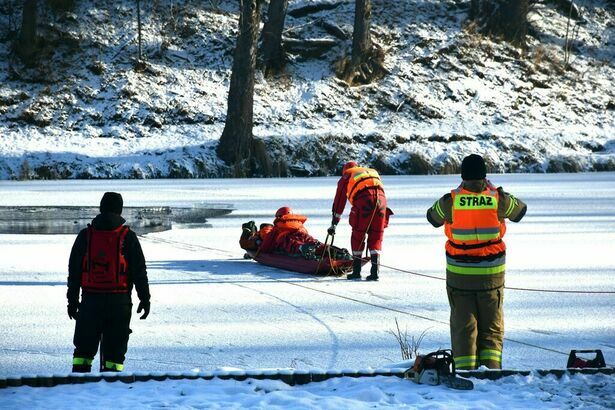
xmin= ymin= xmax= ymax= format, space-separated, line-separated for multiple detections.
xmin=426 ymin=154 xmax=527 ymax=370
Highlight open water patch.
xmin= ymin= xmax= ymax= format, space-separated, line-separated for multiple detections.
xmin=0 ymin=205 xmax=233 ymax=235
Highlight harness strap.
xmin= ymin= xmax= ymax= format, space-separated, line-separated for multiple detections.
xmin=448 ymin=239 xmax=502 ymax=250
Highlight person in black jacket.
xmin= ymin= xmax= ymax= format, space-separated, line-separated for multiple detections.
xmin=67 ymin=192 xmax=151 ymax=372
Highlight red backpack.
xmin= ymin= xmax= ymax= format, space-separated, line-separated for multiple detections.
xmin=81 ymin=225 xmax=129 ymax=293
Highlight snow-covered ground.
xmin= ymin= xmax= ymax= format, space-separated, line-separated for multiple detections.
xmin=1 ymin=0 xmax=614 ymax=178
xmin=2 ymin=372 xmax=614 ymax=409
xmin=0 ymin=173 xmax=614 ymax=407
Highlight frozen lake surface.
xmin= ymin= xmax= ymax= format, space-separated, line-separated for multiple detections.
xmin=0 ymin=174 xmax=614 ymax=378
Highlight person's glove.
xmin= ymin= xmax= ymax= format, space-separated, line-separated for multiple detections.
xmin=242 ymin=221 xmax=257 ymax=235
xmin=67 ymin=301 xmax=79 ymax=320
xmin=137 ymin=300 xmax=150 ymax=320
xmin=327 ymin=224 xmax=337 ymax=235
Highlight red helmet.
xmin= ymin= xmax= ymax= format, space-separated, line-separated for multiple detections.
xmin=275 ymin=206 xmax=292 ymax=218
xmin=342 ymin=161 xmax=358 ymax=173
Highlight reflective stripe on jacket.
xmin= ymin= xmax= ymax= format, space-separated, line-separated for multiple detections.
xmin=444 ymin=183 xmax=506 ymax=290
xmin=344 ymin=166 xmax=383 ymax=205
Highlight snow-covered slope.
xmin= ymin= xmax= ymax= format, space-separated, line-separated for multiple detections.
xmin=0 ymin=0 xmax=613 ymax=179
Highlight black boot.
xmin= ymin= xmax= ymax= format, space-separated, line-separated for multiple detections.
xmin=347 ymin=257 xmax=362 ymax=280
xmin=72 ymin=364 xmax=92 ymax=373
xmin=366 ymin=254 xmax=379 ymax=281
xmin=300 ymin=244 xmax=316 ymax=260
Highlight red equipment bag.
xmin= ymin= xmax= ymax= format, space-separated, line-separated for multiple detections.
xmin=82 ymin=225 xmax=129 ymax=292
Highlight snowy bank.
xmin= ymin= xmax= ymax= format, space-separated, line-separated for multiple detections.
xmin=1 ymin=0 xmax=614 ymax=179
xmin=1 ymin=371 xmax=614 ymax=409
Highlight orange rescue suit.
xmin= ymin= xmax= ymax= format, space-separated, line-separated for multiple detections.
xmin=259 ymin=214 xmax=308 ymax=253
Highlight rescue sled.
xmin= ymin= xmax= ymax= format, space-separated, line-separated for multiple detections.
xmin=244 ymin=249 xmax=369 ymax=276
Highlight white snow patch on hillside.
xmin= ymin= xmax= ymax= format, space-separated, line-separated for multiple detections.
xmin=0 ymin=0 xmax=613 ymax=178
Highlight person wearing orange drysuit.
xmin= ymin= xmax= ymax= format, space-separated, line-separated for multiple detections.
xmin=426 ymin=154 xmax=527 ymax=370
xmin=328 ymin=161 xmax=392 ymax=281
xmin=259 ymin=207 xmax=324 ymax=257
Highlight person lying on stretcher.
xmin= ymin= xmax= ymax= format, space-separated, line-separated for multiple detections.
xmin=239 ymin=207 xmax=352 ymax=260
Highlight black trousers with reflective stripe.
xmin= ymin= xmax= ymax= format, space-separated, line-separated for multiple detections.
xmin=73 ymin=293 xmax=132 ymax=367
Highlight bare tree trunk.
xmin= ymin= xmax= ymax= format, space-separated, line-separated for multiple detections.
xmin=351 ymin=0 xmax=372 ymax=66
xmin=134 ymin=0 xmax=146 ymax=70
xmin=470 ymin=0 xmax=479 ymax=19
xmin=217 ymin=0 xmax=263 ymax=169
xmin=471 ymin=0 xmax=528 ymax=46
xmin=137 ymin=0 xmax=143 ymax=61
xmin=16 ymin=0 xmax=38 ymax=65
xmin=8 ymin=0 xmax=16 ymax=34
xmin=337 ymin=0 xmax=386 ymax=85
xmin=261 ymin=0 xmax=288 ymax=77
xmin=47 ymin=0 xmax=75 ymax=11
